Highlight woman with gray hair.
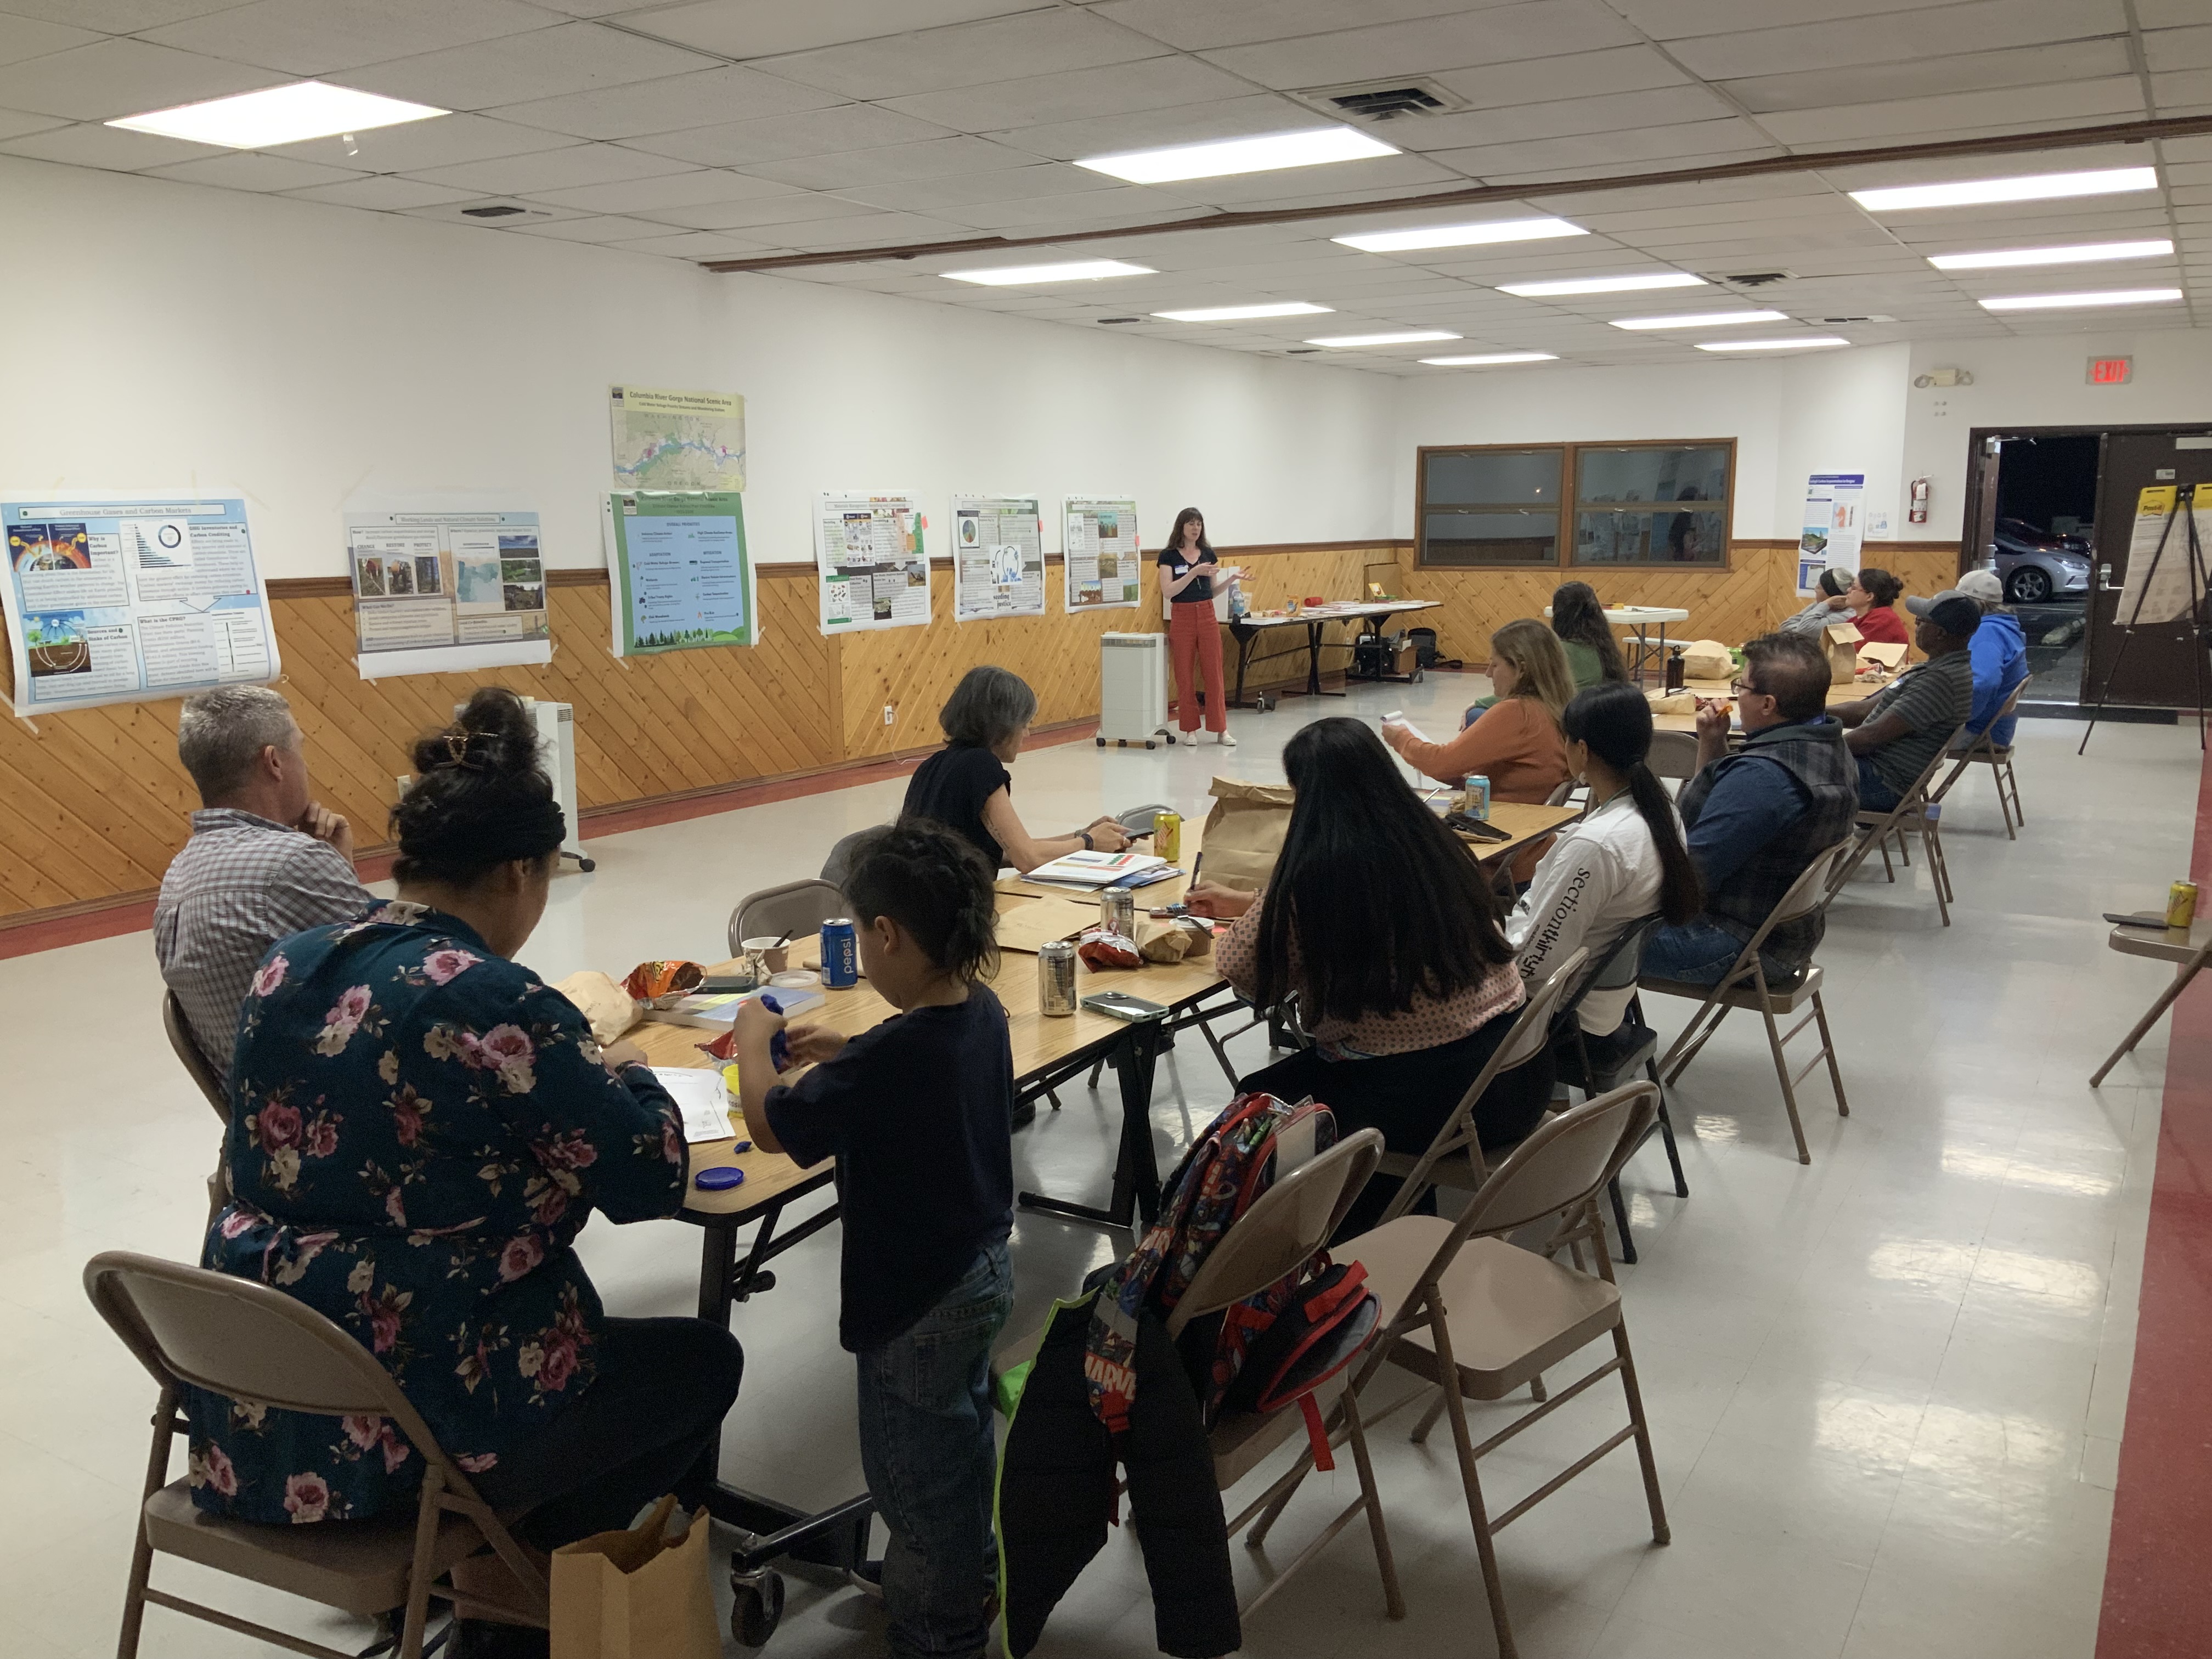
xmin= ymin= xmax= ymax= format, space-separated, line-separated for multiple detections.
xmin=902 ymin=665 xmax=1130 ymax=873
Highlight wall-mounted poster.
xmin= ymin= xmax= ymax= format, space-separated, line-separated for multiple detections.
xmin=345 ymin=507 xmax=551 ymax=679
xmin=815 ymin=493 xmax=930 ymax=634
xmin=951 ymin=494 xmax=1045 ymax=622
xmin=2 ymin=494 xmax=279 ymax=714
xmin=1798 ymin=473 xmax=1865 ymax=595
xmin=609 ymin=385 xmax=746 ymax=491
xmin=603 ymin=491 xmax=757 ymax=655
xmin=1064 ymin=496 xmax=1140 ymax=611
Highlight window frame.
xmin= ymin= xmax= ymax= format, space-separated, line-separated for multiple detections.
xmin=1415 ymin=437 xmax=1737 ymax=571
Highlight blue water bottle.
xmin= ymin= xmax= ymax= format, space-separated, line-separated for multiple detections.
xmin=820 ymin=918 xmax=859 ymax=989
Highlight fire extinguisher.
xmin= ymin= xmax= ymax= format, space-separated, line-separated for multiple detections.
xmin=1908 ymin=478 xmax=1931 ymax=525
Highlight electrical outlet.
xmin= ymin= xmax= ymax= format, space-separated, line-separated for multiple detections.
xmin=395 ymin=775 xmax=413 ymax=799
xmin=883 ymin=704 xmax=895 ymax=726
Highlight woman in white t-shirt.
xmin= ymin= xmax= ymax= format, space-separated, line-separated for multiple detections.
xmin=1508 ymin=682 xmax=1704 ymax=1036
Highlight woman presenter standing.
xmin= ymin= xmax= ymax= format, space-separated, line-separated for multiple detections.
xmin=1158 ymin=507 xmax=1244 ymax=747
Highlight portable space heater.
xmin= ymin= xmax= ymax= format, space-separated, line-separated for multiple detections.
xmin=1097 ymin=631 xmax=1169 ymax=749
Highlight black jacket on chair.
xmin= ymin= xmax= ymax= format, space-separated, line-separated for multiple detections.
xmin=997 ymin=1291 xmax=1240 ymax=1659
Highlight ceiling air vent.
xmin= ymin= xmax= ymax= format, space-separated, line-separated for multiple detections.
xmin=1286 ymin=347 xmax=1321 ymax=354
xmin=1097 ymin=316 xmax=1144 ymax=324
xmin=1712 ymin=270 xmax=1795 ymax=287
xmin=1296 ymin=76 xmax=1465 ymax=122
xmin=461 ymin=204 xmax=529 ymax=219
xmin=1820 ymin=314 xmax=1895 ymax=324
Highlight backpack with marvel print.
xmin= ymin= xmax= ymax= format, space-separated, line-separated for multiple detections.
xmin=1082 ymin=1092 xmax=1336 ymax=1436
xmin=1214 ymin=1255 xmax=1381 ymax=1472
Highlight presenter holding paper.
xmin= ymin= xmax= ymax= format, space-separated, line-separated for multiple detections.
xmin=1158 ymin=507 xmax=1243 ymax=747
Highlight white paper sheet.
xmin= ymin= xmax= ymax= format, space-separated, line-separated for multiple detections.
xmin=650 ymin=1065 xmax=735 ymax=1144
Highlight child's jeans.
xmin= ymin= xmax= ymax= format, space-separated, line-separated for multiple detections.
xmin=856 ymin=1239 xmax=1015 ymax=1659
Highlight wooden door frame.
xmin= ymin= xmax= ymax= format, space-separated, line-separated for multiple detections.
xmin=1961 ymin=422 xmax=2212 ymax=583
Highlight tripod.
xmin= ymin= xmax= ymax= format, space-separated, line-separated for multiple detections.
xmin=2079 ymin=480 xmax=2210 ymax=755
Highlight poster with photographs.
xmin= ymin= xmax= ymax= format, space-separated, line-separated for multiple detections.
xmin=1 ymin=494 xmax=278 ymax=713
xmin=344 ymin=507 xmax=551 ymax=679
xmin=814 ymin=492 xmax=930 ymax=634
xmin=1063 ymin=497 xmax=1141 ymax=611
xmin=950 ymin=494 xmax=1045 ymax=622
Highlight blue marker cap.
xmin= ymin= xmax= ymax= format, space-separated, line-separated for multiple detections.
xmin=693 ymin=1166 xmax=746 ymax=1191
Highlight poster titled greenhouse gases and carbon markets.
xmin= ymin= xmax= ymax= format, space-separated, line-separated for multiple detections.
xmin=2 ymin=495 xmax=279 ymax=714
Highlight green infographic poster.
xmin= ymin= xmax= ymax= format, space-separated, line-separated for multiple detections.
xmin=602 ymin=490 xmax=756 ymax=656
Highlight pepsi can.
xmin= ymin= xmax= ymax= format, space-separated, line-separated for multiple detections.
xmin=820 ymin=918 xmax=859 ymax=988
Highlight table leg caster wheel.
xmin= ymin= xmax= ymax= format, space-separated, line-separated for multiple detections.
xmin=732 ymin=1269 xmax=777 ymax=1302
xmin=730 ymin=1566 xmax=785 ymax=1647
xmin=1144 ymin=739 xmax=1156 ymax=749
xmin=577 ymin=857 xmax=596 ymax=872
xmin=1094 ymin=736 xmax=1105 ymax=747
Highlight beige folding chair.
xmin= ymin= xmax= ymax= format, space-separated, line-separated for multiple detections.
xmin=1934 ymin=682 xmax=2027 ymax=840
xmin=1830 ymin=736 xmax=1961 ymax=925
xmin=1645 ymin=729 xmax=1700 ymax=787
xmin=165 ymin=990 xmax=232 ymax=1222
xmin=1640 ymin=845 xmax=1851 ymax=1165
xmin=2090 ymin=927 xmax=2212 ymax=1087
xmin=86 ymin=1251 xmax=548 ymax=1659
xmin=729 ymin=878 xmax=848 ymax=957
xmin=819 ymin=824 xmax=887 ymax=893
xmin=1246 ymin=1085 xmax=1668 ymax=1659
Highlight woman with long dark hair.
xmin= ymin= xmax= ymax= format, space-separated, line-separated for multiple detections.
xmin=1846 ymin=566 xmax=1910 ymax=646
xmin=1188 ymin=718 xmax=1549 ymax=1233
xmin=1549 ymin=581 xmax=1630 ymax=687
xmin=1508 ymin=682 xmax=1703 ymax=1036
xmin=1157 ymin=506 xmax=1245 ymax=746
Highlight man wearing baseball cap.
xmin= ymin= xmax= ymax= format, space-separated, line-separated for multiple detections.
xmin=1909 ymin=570 xmax=2028 ymax=748
xmin=1833 ymin=593 xmax=1981 ymax=812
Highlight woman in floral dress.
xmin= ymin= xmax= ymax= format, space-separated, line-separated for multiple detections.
xmin=188 ymin=691 xmax=742 ymax=1624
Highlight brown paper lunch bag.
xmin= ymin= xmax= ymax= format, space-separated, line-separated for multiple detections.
xmin=1198 ymin=775 xmax=1295 ymax=896
xmin=550 ymin=1495 xmax=719 ymax=1659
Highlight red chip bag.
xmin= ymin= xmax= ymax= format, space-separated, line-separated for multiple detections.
xmin=1076 ymin=927 xmax=1141 ymax=970
xmin=624 ymin=960 xmax=704 ymax=1002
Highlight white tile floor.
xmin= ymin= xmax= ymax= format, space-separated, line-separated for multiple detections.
xmin=0 ymin=677 xmax=2197 ymax=1659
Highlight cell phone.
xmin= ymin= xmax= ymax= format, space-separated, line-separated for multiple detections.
xmin=1081 ymin=992 xmax=1170 ymax=1022
xmin=699 ymin=974 xmax=757 ymax=994
xmin=2105 ymin=912 xmax=2174 ymax=929
xmin=1446 ymin=812 xmax=1514 ymax=842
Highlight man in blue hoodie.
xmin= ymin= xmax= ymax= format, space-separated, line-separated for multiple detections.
xmin=1910 ymin=569 xmax=2028 ymax=746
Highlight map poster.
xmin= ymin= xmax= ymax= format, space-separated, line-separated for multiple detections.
xmin=1063 ymin=497 xmax=1141 ymax=611
xmin=610 ymin=385 xmax=746 ymax=491
xmin=814 ymin=493 xmax=930 ymax=635
xmin=1798 ymin=472 xmax=1864 ymax=596
xmin=345 ymin=508 xmax=551 ymax=680
xmin=603 ymin=491 xmax=757 ymax=656
xmin=2 ymin=494 xmax=279 ymax=714
xmin=951 ymin=494 xmax=1046 ymax=623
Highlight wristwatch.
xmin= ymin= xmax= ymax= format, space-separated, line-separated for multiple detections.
xmin=1080 ymin=830 xmax=1094 ymax=850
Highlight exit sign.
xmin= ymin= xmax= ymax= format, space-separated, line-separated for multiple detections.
xmin=2088 ymin=356 xmax=2133 ymax=385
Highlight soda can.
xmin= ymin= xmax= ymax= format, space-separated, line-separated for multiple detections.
xmin=1155 ymin=809 xmax=1182 ymax=865
xmin=2169 ymin=881 xmax=2200 ymax=929
xmin=1100 ymin=887 xmax=1136 ymax=935
xmin=1038 ymin=940 xmax=1078 ymax=1017
xmin=820 ymin=918 xmax=859 ymax=989
xmin=1464 ymin=775 xmax=1492 ymax=820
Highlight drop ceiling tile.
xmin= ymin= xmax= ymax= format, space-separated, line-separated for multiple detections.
xmin=738 ymin=134 xmax=1045 ymax=189
xmin=620 ymin=103 xmax=955 ymax=166
xmin=836 ymin=161 xmax=1121 ymax=212
xmin=1387 ymin=84 xmax=1741 ymax=153
xmin=877 ymin=53 xmax=1249 ymax=134
xmin=986 ymin=92 xmax=1318 ymax=162
xmin=141 ymin=0 xmax=560 ymax=77
xmin=2153 ymin=69 xmax=2212 ymax=108
xmin=1149 ymin=153 xmax=1464 ymax=208
xmin=0 ymin=0 xmax=239 ymax=27
xmin=610 ymin=229 xmax=776 ymax=256
xmin=398 ymin=196 xmax=589 ymax=224
xmin=1726 ymin=38 xmax=2135 ymax=115
xmin=0 ymin=120 xmax=225 ymax=170
xmin=0 ymin=13 xmax=100 ymax=67
xmin=282 ymin=174 xmax=488 ymax=209
xmin=142 ymin=151 xmax=365 ymax=190
xmin=486 ymin=65 xmax=847 ymax=139
xmin=263 ymin=111 xmax=579 ymax=174
xmin=498 ymin=211 xmax=686 ymax=241
xmin=759 ymin=8 xmax=1166 ymax=101
xmin=338 ymin=21 xmax=719 ymax=112
xmin=408 ymin=141 xmax=694 ymax=193
xmin=635 ymin=191 xmax=885 ymax=231
xmin=1426 ymin=116 xmax=1774 ymax=178
xmin=1671 ymin=0 xmax=2128 ymax=81
xmin=625 ymin=0 xmax=1048 ymax=60
xmin=1759 ymin=76 xmax=2146 ymax=145
xmin=0 ymin=107 xmax=66 ymax=140
xmin=526 ymin=166 xmax=801 ymax=212
xmin=1423 ymin=44 xmax=1696 ymax=113
xmin=1196 ymin=1 xmax=1644 ymax=91
xmin=1090 ymin=0 xmax=1483 ymax=54
xmin=935 ymin=186 xmax=1206 ymax=228
xmin=2169 ymin=161 xmax=2212 ymax=185
xmin=755 ymin=210 xmax=976 ymax=249
xmin=0 ymin=37 xmax=282 ymax=120
xmin=2140 ymin=0 xmax=2212 ymax=25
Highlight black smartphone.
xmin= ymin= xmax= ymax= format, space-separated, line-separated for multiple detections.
xmin=700 ymin=974 xmax=757 ymax=993
xmin=2104 ymin=912 xmax=2174 ymax=929
xmin=1446 ymin=811 xmax=1514 ymax=842
xmin=1081 ymin=992 xmax=1170 ymax=1022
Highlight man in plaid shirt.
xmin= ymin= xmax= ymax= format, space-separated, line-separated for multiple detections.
xmin=155 ymin=685 xmax=370 ymax=1079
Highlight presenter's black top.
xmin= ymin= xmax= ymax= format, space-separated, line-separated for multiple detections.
xmin=904 ymin=742 xmax=1013 ymax=871
xmin=1158 ymin=545 xmax=1216 ymax=604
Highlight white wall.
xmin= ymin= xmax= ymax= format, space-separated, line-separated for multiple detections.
xmin=0 ymin=154 xmax=1399 ymax=574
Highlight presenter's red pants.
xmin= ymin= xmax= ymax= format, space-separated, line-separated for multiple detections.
xmin=1168 ymin=601 xmax=1228 ymax=733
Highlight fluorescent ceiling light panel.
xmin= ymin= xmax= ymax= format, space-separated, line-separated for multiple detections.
xmin=1695 ymin=336 xmax=1850 ymax=351
xmin=941 ymin=259 xmax=1153 ymax=286
xmin=1078 ymin=126 xmax=1396 ymax=184
xmin=1930 ymin=240 xmax=2174 ymax=271
xmin=106 ymin=80 xmax=446 ymax=148
xmin=1850 ymin=166 xmax=2157 ymax=212
xmin=1152 ymin=302 xmax=1332 ymax=322
xmin=1610 ymin=309 xmax=1786 ymax=331
xmin=1304 ymin=330 xmax=1460 ymax=348
xmin=1498 ymin=273 xmax=1705 ymax=297
xmin=1332 ymin=218 xmax=1587 ymax=254
xmin=1978 ymin=288 xmax=2183 ymax=312
xmin=1420 ymin=353 xmax=1559 ymax=366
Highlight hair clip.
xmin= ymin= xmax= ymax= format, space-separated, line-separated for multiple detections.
xmin=443 ymin=731 xmax=471 ymax=766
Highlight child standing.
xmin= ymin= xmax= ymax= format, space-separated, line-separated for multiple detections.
xmin=733 ymin=819 xmax=1015 ymax=1659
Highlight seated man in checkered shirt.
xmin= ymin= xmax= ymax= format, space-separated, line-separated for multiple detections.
xmin=156 ymin=685 xmax=371 ymax=1079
